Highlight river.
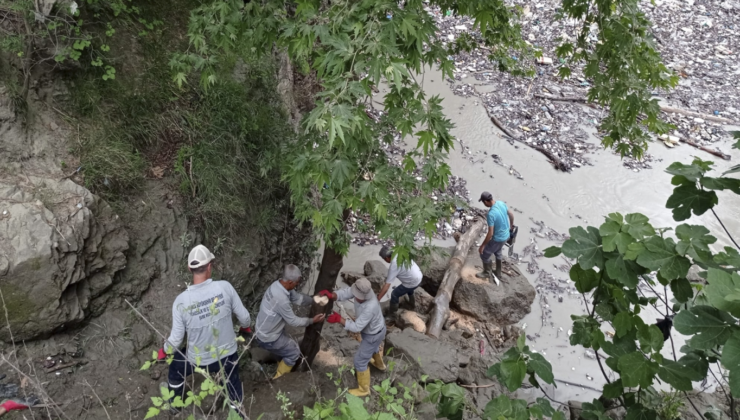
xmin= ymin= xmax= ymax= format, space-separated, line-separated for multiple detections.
xmin=337 ymin=66 xmax=740 ymax=403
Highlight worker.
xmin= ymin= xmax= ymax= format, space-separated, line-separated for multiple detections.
xmin=376 ymin=245 xmax=423 ymax=319
xmin=157 ymin=245 xmax=251 ymax=416
xmin=254 ymin=264 xmax=325 ymax=379
xmin=477 ymin=191 xmax=514 ymax=281
xmin=319 ymin=278 xmax=386 ymax=397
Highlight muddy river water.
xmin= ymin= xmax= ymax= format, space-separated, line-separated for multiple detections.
xmin=336 ymin=68 xmax=740 ymax=403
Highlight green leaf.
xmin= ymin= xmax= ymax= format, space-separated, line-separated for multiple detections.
xmin=624 ymin=403 xmax=657 ymax=420
xmin=570 ymin=264 xmax=600 ymax=294
xmin=140 ymin=361 xmax=152 ymax=371
xmin=483 ymin=395 xmax=529 ymax=420
xmin=562 ymin=226 xmax=603 ymax=269
xmin=605 ymin=255 xmax=639 ymax=288
xmin=666 ymin=183 xmax=718 ymax=221
xmin=675 ymin=224 xmax=716 ymax=262
xmin=704 ymin=269 xmax=740 ymax=318
xmin=602 ymin=379 xmax=623 ymax=399
xmin=670 ymin=277 xmax=693 ymax=303
xmin=144 ymin=407 xmax=160 ymax=419
xmin=544 ymin=246 xmax=561 ymax=258
xmin=527 ymin=353 xmax=555 ymax=385
xmin=658 ymin=359 xmax=693 ymax=391
xmin=677 ymin=353 xmax=708 ymax=381
xmin=636 ymin=236 xmax=691 ymax=280
xmin=622 ymin=213 xmax=655 ymax=239
xmin=499 ymin=358 xmax=527 ymax=392
xmin=721 ymin=331 xmax=740 ymax=397
xmin=665 ymin=161 xmax=706 ymax=183
xmin=613 ymin=312 xmax=633 ymax=338
xmin=637 ymin=324 xmax=664 ymax=353
xmin=673 ymin=305 xmax=735 ymax=349
xmin=618 ymin=352 xmax=659 ymax=388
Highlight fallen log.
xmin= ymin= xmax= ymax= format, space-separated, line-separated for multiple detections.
xmin=487 ymin=115 xmax=570 ymax=172
xmin=676 ymin=136 xmax=731 ymax=161
xmin=426 ymin=219 xmax=486 ymax=338
xmin=534 ymin=93 xmax=736 ymax=124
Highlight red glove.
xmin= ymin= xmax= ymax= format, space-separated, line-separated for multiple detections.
xmin=240 ymin=327 xmax=253 ymax=334
xmin=318 ymin=290 xmax=333 ymax=299
xmin=157 ymin=348 xmax=167 ymax=360
xmin=0 ymin=399 xmax=30 ymax=412
xmin=327 ymin=312 xmax=343 ymax=324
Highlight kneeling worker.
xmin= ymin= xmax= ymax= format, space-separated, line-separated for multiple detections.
xmin=376 ymin=245 xmax=422 ymax=319
xmin=254 ymin=264 xmax=325 ymax=378
xmin=319 ymin=278 xmax=386 ymax=397
xmin=159 ymin=245 xmax=251 ymax=415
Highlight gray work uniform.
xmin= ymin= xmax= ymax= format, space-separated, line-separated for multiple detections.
xmin=254 ymin=281 xmax=313 ymax=366
xmin=165 ymin=279 xmax=251 ymax=366
xmin=336 ymin=288 xmax=386 ymax=371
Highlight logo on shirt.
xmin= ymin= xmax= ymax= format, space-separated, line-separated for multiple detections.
xmin=179 ymin=293 xmax=226 ymax=320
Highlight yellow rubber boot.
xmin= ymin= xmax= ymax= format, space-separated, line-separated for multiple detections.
xmin=348 ymin=369 xmax=371 ymax=397
xmin=273 ymin=360 xmax=293 ymax=379
xmin=370 ymin=352 xmax=386 ymax=371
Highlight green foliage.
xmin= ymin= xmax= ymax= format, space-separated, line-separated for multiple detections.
xmin=539 ymin=155 xmax=740 ymax=416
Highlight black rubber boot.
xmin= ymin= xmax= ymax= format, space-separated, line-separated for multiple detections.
xmin=476 ymin=262 xmax=493 ymax=279
xmin=388 ymin=303 xmax=399 ymax=319
xmin=495 ymin=259 xmax=502 ymax=280
xmin=407 ymin=293 xmax=416 ymax=311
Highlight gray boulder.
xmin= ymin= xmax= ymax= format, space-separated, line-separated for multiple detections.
xmin=413 ymin=287 xmax=435 ymax=315
xmin=396 ymin=310 xmax=428 ymax=334
xmin=416 ymin=246 xmax=454 ymax=295
xmin=452 ymin=263 xmax=535 ymax=325
xmin=0 ymin=178 xmax=128 ymax=341
xmin=386 ymin=329 xmax=461 ymax=383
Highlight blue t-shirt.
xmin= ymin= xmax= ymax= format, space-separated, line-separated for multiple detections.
xmin=486 ymin=201 xmax=510 ymax=242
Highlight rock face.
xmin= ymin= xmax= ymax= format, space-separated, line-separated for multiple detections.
xmin=386 ymin=329 xmax=463 ymax=383
xmin=416 ymin=246 xmax=454 ymax=295
xmin=0 ymin=177 xmax=128 ymax=341
xmin=396 ymin=310 xmax=428 ymax=334
xmin=452 ymin=263 xmax=535 ymax=326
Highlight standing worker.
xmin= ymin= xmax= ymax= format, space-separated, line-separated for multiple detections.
xmin=254 ymin=264 xmax=325 ymax=379
xmin=376 ymin=245 xmax=423 ymax=319
xmin=319 ymin=278 xmax=386 ymax=397
xmin=157 ymin=245 xmax=251 ymax=415
xmin=477 ymin=191 xmax=515 ymax=281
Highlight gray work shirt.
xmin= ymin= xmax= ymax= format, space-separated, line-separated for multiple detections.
xmin=336 ymin=288 xmax=385 ymax=335
xmin=386 ymin=257 xmax=423 ymax=289
xmin=255 ymin=281 xmax=313 ymax=343
xmin=165 ymin=279 xmax=251 ymax=366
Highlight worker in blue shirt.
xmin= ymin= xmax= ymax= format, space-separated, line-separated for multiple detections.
xmin=477 ymin=191 xmax=515 ymax=281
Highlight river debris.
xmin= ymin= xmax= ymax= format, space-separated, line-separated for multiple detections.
xmin=426 ymin=0 xmax=738 ymax=170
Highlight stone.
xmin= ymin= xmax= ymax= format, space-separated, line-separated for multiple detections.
xmin=568 ymin=400 xmax=583 ymax=420
xmin=413 ymin=287 xmax=435 ymax=315
xmin=386 ymin=329 xmax=460 ymax=383
xmin=0 ymin=178 xmax=128 ymax=341
xmin=364 ymin=260 xmax=388 ymax=278
xmin=451 ymin=264 xmax=535 ymax=325
xmin=416 ymin=246 xmax=454 ymax=295
xmin=396 ymin=310 xmax=428 ymax=334
xmin=686 ymin=265 xmax=704 ymax=284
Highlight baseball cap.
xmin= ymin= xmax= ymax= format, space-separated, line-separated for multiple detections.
xmin=351 ymin=278 xmax=374 ymax=300
xmin=188 ymin=245 xmax=215 ymax=269
xmin=478 ymin=191 xmax=493 ymax=202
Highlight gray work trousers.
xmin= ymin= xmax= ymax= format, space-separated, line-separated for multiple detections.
xmin=256 ymin=330 xmax=301 ymax=366
xmin=354 ymin=326 xmax=386 ymax=372
xmin=481 ymin=240 xmax=506 ymax=262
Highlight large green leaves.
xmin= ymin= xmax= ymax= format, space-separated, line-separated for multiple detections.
xmin=527 ymin=353 xmax=555 ymax=386
xmin=570 ymin=264 xmax=600 ymax=294
xmin=618 ymin=352 xmax=659 ymax=388
xmin=704 ymin=269 xmax=740 ymax=318
xmin=483 ymin=395 xmax=528 ymax=420
xmin=635 ymin=236 xmax=690 ymax=280
xmin=562 ymin=226 xmax=603 ymax=269
xmin=673 ymin=305 xmax=737 ymax=349
xmin=722 ymin=331 xmax=740 ymax=397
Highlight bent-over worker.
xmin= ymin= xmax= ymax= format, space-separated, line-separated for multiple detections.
xmin=477 ymin=191 xmax=514 ymax=281
xmin=319 ymin=278 xmax=386 ymax=397
xmin=376 ymin=245 xmax=423 ymax=319
xmin=254 ymin=264 xmax=325 ymax=379
xmin=158 ymin=245 xmax=251 ymax=415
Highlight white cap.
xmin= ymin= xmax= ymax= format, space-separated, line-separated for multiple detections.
xmin=188 ymin=245 xmax=215 ymax=269
xmin=351 ymin=278 xmax=374 ymax=300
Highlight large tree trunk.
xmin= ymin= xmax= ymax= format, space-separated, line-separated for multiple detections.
xmin=296 ymin=208 xmax=350 ymax=371
xmin=426 ymin=219 xmax=486 ymax=338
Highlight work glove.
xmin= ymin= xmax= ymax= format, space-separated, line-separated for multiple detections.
xmin=239 ymin=326 xmax=254 ymax=342
xmin=157 ymin=348 xmax=167 ymax=361
xmin=0 ymin=399 xmax=30 ymax=412
xmin=326 ymin=312 xmax=343 ymax=324
xmin=317 ymin=290 xmax=333 ymax=299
